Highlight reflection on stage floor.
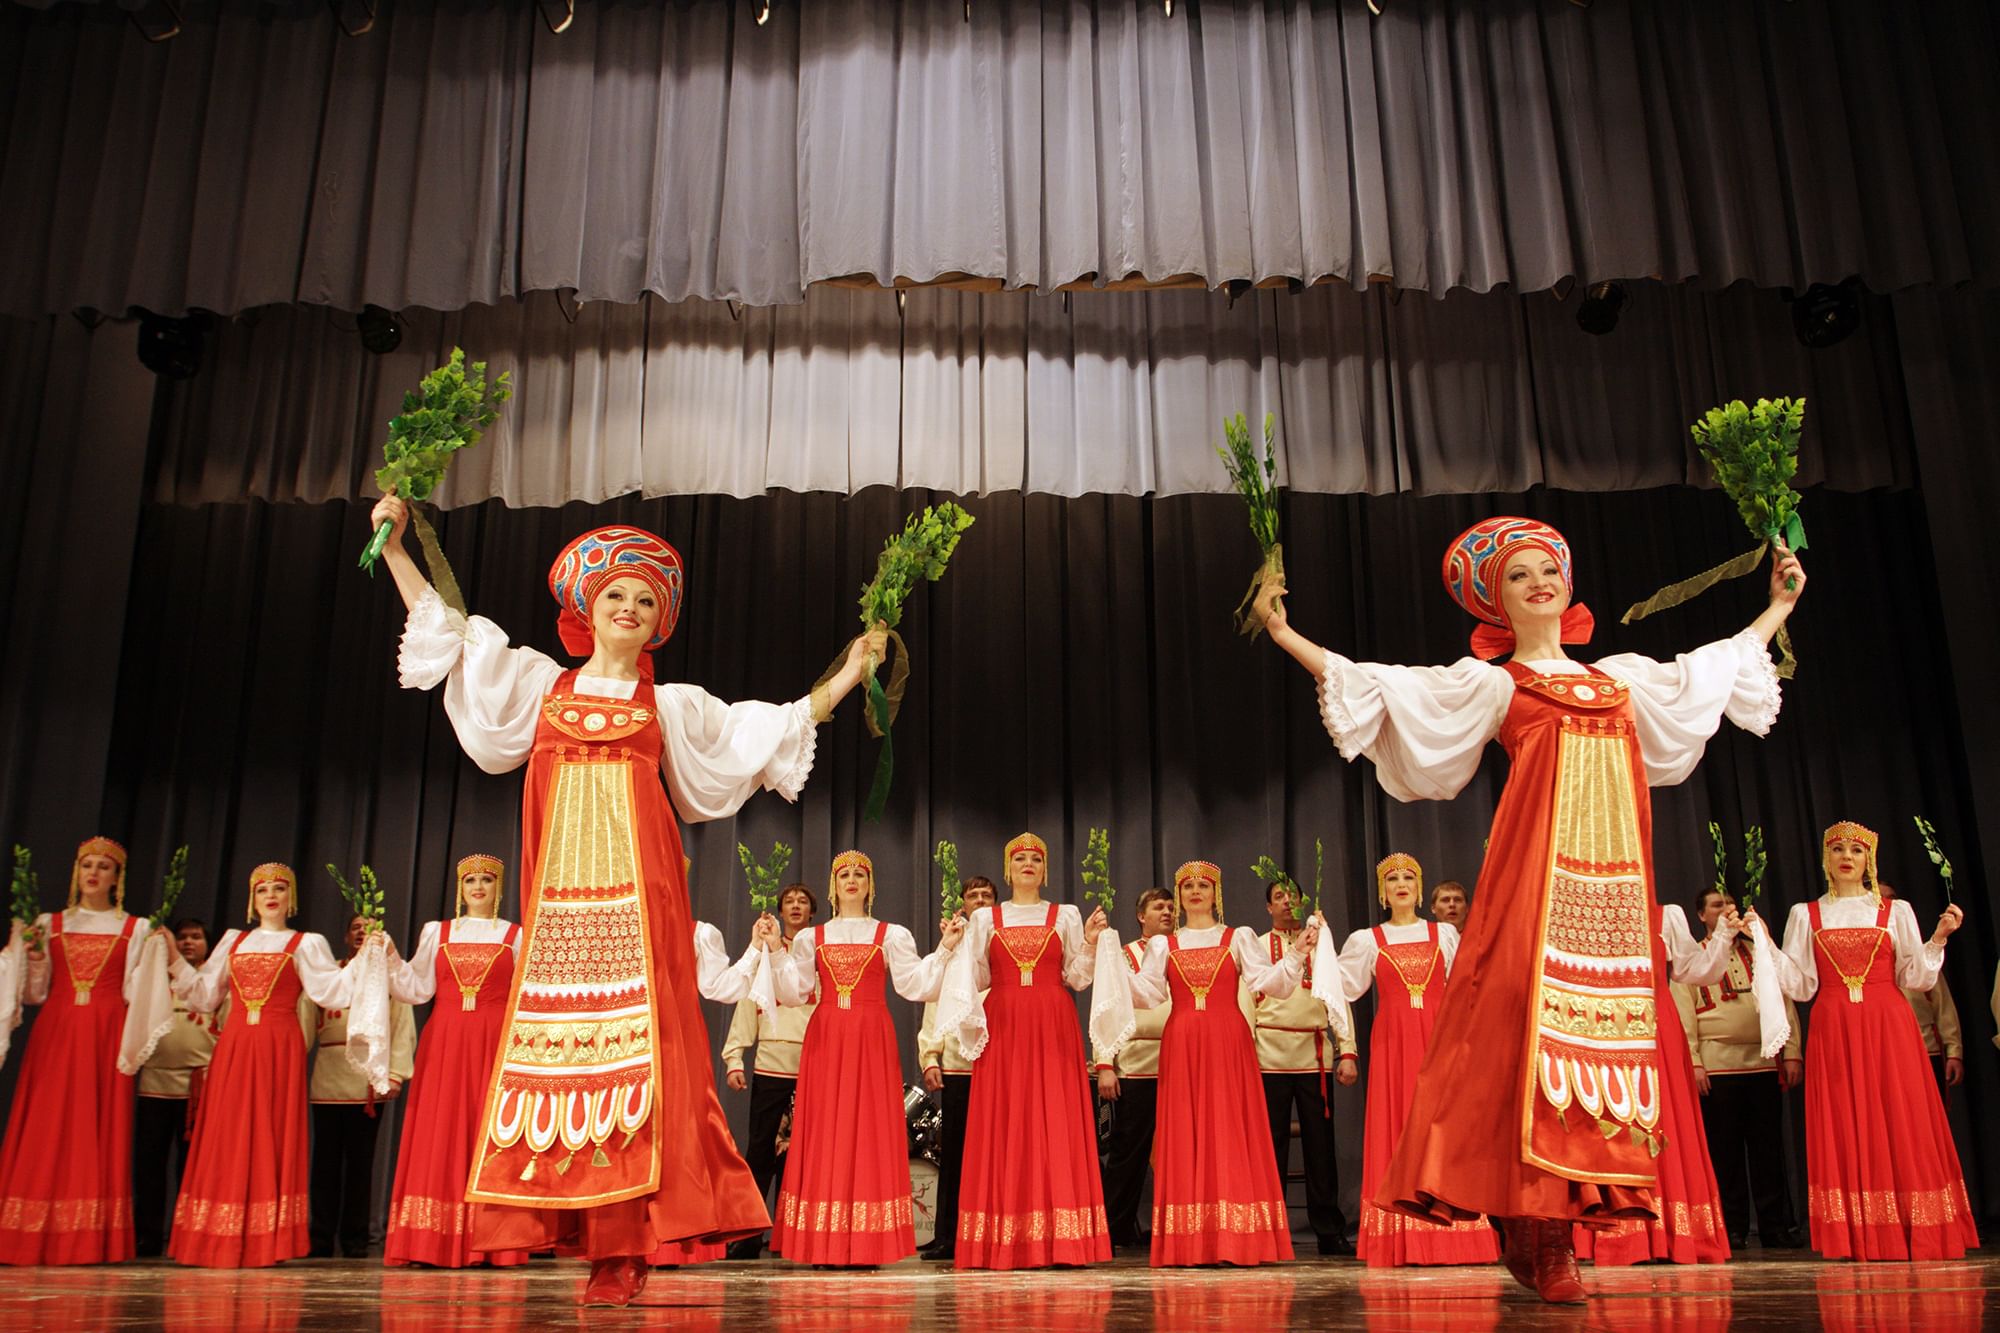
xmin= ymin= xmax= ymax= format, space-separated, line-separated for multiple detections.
xmin=1 ymin=1251 xmax=1991 ymax=1331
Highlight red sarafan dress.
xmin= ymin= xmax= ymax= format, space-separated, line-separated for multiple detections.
xmin=949 ymin=901 xmax=1111 ymax=1268
xmin=1146 ymin=929 xmax=1292 ymax=1267
xmin=0 ymin=911 xmax=139 ymax=1264
xmin=1344 ymin=922 xmax=1499 ymax=1267
xmin=384 ymin=918 xmax=529 ymax=1268
xmin=1580 ymin=906 xmax=1730 ymax=1265
xmin=772 ymin=921 xmax=914 ymax=1264
xmin=1773 ymin=898 xmax=1977 ymax=1260
xmin=170 ymin=931 xmax=312 ymax=1268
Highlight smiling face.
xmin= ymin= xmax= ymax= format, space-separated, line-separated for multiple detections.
xmin=1497 ymin=547 xmax=1569 ymax=637
xmin=459 ymin=869 xmax=499 ymax=918
xmin=1006 ymin=845 xmax=1046 ymax=895
xmin=1825 ymin=837 xmax=1871 ymax=892
xmin=589 ymin=575 xmax=663 ymax=654
xmin=1381 ymin=866 xmax=1421 ymax=913
xmin=75 ymin=852 xmax=120 ymax=903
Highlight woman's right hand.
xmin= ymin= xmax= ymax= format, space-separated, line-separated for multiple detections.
xmin=1254 ymin=576 xmax=1290 ymax=634
xmin=369 ymin=489 xmax=410 ymax=549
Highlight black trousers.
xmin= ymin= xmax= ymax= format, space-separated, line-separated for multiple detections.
xmin=1099 ymin=1076 xmax=1158 ymax=1244
xmin=744 ymin=1072 xmax=797 ymax=1211
xmin=934 ymin=1074 xmax=973 ymax=1244
xmin=1701 ymin=1072 xmax=1797 ymax=1240
xmin=1264 ymin=1072 xmax=1347 ymax=1241
xmin=310 ymin=1103 xmax=384 ymax=1257
xmin=132 ymin=1095 xmax=193 ymax=1256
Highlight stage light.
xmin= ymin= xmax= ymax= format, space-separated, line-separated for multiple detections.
xmin=134 ymin=310 xmax=210 ymax=380
xmin=357 ymin=305 xmax=403 ymax=355
xmin=1575 ymin=281 xmax=1626 ymax=336
xmin=1792 ymin=282 xmax=1859 ymax=349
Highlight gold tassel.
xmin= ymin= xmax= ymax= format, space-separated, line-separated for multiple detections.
xmin=555 ymin=1151 xmax=576 ymax=1176
xmin=592 ymin=1147 xmax=611 ymax=1168
xmin=520 ymin=1155 xmax=539 ymax=1183
xmin=621 ymin=1130 xmax=639 ymax=1150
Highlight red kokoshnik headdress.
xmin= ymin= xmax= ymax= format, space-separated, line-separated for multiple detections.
xmin=1441 ymin=516 xmax=1595 ymax=660
xmin=548 ymin=526 xmax=686 ymax=679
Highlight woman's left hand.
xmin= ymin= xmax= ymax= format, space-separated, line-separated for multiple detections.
xmin=1297 ymin=918 xmax=1321 ymax=953
xmin=1769 ymin=542 xmax=1806 ymax=606
xmin=1932 ymin=902 xmax=1965 ymax=944
xmin=939 ymin=917 xmax=965 ymax=952
xmin=1083 ymin=906 xmax=1108 ymax=947
xmin=845 ymin=622 xmax=889 ymax=675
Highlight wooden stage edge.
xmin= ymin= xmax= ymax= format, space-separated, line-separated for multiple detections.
xmin=3 ymin=1250 xmax=1995 ymax=1330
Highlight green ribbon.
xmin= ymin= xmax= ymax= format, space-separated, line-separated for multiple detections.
xmin=863 ymin=668 xmax=894 ymax=822
xmin=1622 ymin=540 xmax=1796 ymax=679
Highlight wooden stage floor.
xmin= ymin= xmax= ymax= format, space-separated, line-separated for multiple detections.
xmin=3 ymin=1252 xmax=1993 ymax=1330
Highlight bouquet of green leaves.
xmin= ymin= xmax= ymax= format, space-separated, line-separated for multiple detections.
xmin=850 ymin=502 xmax=977 ymax=821
xmin=1080 ymin=828 xmax=1115 ymax=916
xmin=739 ymin=841 xmax=794 ymax=915
xmin=325 ymin=863 xmax=386 ymax=932
xmin=1706 ymin=821 xmax=1728 ymax=899
xmin=1740 ymin=825 xmax=1767 ymax=912
xmin=1217 ymin=412 xmax=1284 ymax=637
xmin=1252 ymin=837 xmax=1324 ymax=919
xmin=1912 ymin=815 xmax=1956 ymax=904
xmin=9 ymin=846 xmax=42 ymax=950
xmin=147 ymin=845 xmax=190 ymax=930
xmin=359 ymin=348 xmax=513 ymax=613
xmin=934 ymin=840 xmax=963 ymax=918
xmin=1623 ymin=398 xmax=1805 ymax=676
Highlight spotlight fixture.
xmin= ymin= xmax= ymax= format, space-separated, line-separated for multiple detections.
xmin=1791 ymin=282 xmax=1860 ymax=349
xmin=1575 ymin=281 xmax=1626 ymax=336
xmin=134 ymin=309 xmax=211 ymax=380
xmin=357 ymin=304 xmax=403 ymax=355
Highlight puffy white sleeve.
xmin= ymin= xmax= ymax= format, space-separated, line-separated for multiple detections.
xmin=294 ymin=933 xmax=363 ymax=1010
xmin=1126 ymin=935 xmax=1171 ymax=1009
xmin=883 ymin=925 xmax=952 ymax=1003
xmin=1888 ymin=899 xmax=1948 ymax=991
xmin=1316 ymin=652 xmax=1512 ymax=802
xmin=176 ymin=929 xmax=239 ymax=1013
xmin=693 ymin=921 xmax=770 ymax=1008
xmin=1596 ymin=631 xmax=1782 ymax=788
xmin=21 ymin=915 xmax=52 ymax=1006
xmin=1768 ymin=903 xmax=1818 ymax=1003
xmin=1662 ymin=905 xmax=1734 ymax=987
xmin=1056 ymin=904 xmax=1097 ymax=990
xmin=399 ymin=587 xmax=565 ymax=775
xmin=1233 ymin=927 xmax=1303 ymax=998
xmin=653 ymin=683 xmax=818 ymax=823
xmin=937 ymin=912 xmax=994 ymax=1060
xmin=119 ymin=919 xmax=150 ymax=1002
xmin=772 ymin=929 xmax=818 ymax=1007
xmin=1333 ymin=928 xmax=1379 ymax=1001
xmin=1307 ymin=921 xmax=1357 ymax=1042
xmin=390 ymin=921 xmax=444 ymax=1005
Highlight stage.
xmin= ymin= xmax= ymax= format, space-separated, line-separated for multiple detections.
xmin=4 ymin=1251 xmax=1993 ymax=1331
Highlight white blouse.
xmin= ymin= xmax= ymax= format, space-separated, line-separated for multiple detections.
xmin=1768 ymin=895 xmax=1946 ymax=1002
xmin=692 ymin=921 xmax=767 ymax=1005
xmin=20 ymin=909 xmax=148 ymax=1006
xmin=174 ymin=928 xmax=362 ymax=1014
xmin=389 ymin=917 xmax=521 ymax=1005
xmin=770 ymin=918 xmax=954 ymax=1006
xmin=396 ymin=587 xmax=819 ymax=821
xmin=1125 ymin=926 xmax=1303 ymax=1009
xmin=1314 ymin=630 xmax=1782 ymax=802
xmin=1329 ymin=921 xmax=1462 ymax=1001
xmin=937 ymin=900 xmax=1100 ymax=1062
xmin=1661 ymin=904 xmax=1735 ymax=988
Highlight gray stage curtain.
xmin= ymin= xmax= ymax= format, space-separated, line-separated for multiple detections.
xmin=4 ymin=0 xmax=1997 ymax=318
xmin=150 ymin=280 xmax=1913 ymax=505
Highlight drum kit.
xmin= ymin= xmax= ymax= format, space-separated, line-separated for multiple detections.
xmin=905 ymin=1083 xmax=943 ymax=1247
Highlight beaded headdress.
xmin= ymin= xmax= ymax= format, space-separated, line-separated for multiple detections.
xmin=1173 ymin=860 xmax=1224 ymax=925
xmin=67 ymin=836 xmax=129 ymax=911
xmin=548 ymin=526 xmax=686 ymax=667
xmin=1441 ymin=516 xmax=1594 ymax=660
xmin=245 ymin=861 xmax=299 ymax=924
xmin=456 ymin=853 xmax=505 ymax=917
xmin=1375 ymin=852 xmax=1423 ymax=908
xmin=1003 ymin=832 xmax=1047 ymax=891
xmin=1821 ymin=821 xmax=1881 ymax=901
xmin=829 ymin=849 xmax=877 ymax=914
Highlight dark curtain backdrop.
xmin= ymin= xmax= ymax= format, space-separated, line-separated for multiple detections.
xmin=5 ymin=482 xmax=1982 ymax=1224
xmin=4 ymin=0 xmax=1997 ymax=316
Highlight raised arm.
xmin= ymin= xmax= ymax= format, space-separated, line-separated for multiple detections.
xmin=1744 ymin=543 xmax=1806 ymax=647
xmin=368 ymin=491 xmax=434 ymax=615
xmin=883 ymin=925 xmax=956 ymax=1003
xmin=1255 ymin=577 xmax=1334 ymax=677
xmin=1233 ymin=925 xmax=1311 ymax=998
xmin=389 ymin=921 xmax=444 ymax=1005
xmin=174 ymin=929 xmax=239 ymax=1014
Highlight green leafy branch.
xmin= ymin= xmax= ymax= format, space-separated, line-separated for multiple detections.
xmin=1217 ymin=412 xmax=1285 ymax=637
xmin=1080 ymin=828 xmax=1115 ymax=916
xmin=739 ymin=841 xmax=794 ymax=915
xmin=1692 ymin=398 xmax=1808 ymax=559
xmin=9 ymin=846 xmax=42 ymax=950
xmin=1741 ymin=825 xmax=1767 ymax=912
xmin=934 ymin=840 xmax=963 ymax=919
xmin=148 ymin=845 xmax=190 ymax=930
xmin=1912 ymin=815 xmax=1956 ymax=905
xmin=1251 ymin=838 xmax=1323 ymax=918
xmin=1706 ymin=821 xmax=1728 ymax=900
xmin=359 ymin=348 xmax=514 ymax=574
xmin=324 ymin=862 xmax=386 ymax=930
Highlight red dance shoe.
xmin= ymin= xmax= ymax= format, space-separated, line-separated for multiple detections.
xmin=1532 ymin=1221 xmax=1587 ymax=1305
xmin=1498 ymin=1218 xmax=1537 ymax=1292
xmin=580 ymin=1256 xmax=649 ymax=1306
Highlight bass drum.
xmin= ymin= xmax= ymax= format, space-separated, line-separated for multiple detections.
xmin=909 ymin=1157 xmax=941 ymax=1249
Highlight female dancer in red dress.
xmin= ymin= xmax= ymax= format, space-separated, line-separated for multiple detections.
xmin=384 ymin=854 xmax=527 ymax=1268
xmin=766 ymin=850 xmax=960 ymax=1265
xmin=1259 ymin=517 xmax=1803 ymax=1303
xmin=370 ymin=492 xmax=882 ymax=1305
xmin=1579 ymin=900 xmax=1739 ymax=1265
xmin=1123 ymin=861 xmax=1312 ymax=1267
xmin=169 ymin=863 xmax=369 ymax=1268
xmin=0 ymin=837 xmax=157 ymax=1265
xmin=1761 ymin=822 xmax=1975 ymax=1260
xmin=938 ymin=832 xmax=1111 ymax=1269
xmin=1330 ymin=853 xmax=1497 ymax=1267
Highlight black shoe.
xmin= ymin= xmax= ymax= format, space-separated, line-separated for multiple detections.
xmin=1726 ymin=1231 xmax=1748 ymax=1249
xmin=306 ymin=1246 xmax=335 ymax=1259
xmin=1762 ymin=1228 xmax=1805 ymax=1249
xmin=918 ymin=1239 xmax=955 ymax=1261
xmin=724 ymin=1238 xmax=764 ymax=1261
xmin=1318 ymin=1233 xmax=1355 ymax=1258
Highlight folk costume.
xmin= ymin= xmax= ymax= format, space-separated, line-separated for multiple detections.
xmin=1765 ymin=823 xmax=1978 ymax=1260
xmin=767 ymin=851 xmax=954 ymax=1265
xmin=1254 ymin=913 xmax=1357 ymax=1257
xmin=1331 ymin=854 xmax=1497 ymax=1267
xmin=1090 ymin=932 xmax=1168 ymax=1250
xmin=1120 ymin=862 xmax=1303 ymax=1267
xmin=0 ymin=838 xmax=144 ymax=1265
xmin=307 ymin=973 xmax=416 ymax=1257
xmin=938 ymin=833 xmax=1111 ymax=1269
xmin=1306 ymin=519 xmax=1781 ymax=1296
xmin=721 ymin=935 xmax=815 ymax=1250
xmin=384 ymin=857 xmax=528 ymax=1268
xmin=394 ymin=525 xmax=821 ymax=1278
xmin=169 ymin=864 xmax=378 ymax=1268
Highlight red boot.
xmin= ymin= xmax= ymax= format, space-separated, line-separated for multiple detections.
xmin=1499 ymin=1218 xmax=1537 ymax=1292
xmin=1533 ymin=1221 xmax=1587 ymax=1305
xmin=580 ymin=1256 xmax=648 ymax=1307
